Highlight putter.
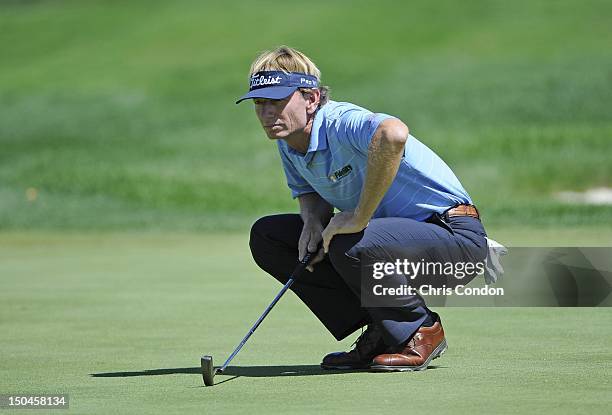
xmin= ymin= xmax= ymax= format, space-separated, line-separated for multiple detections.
xmin=201 ymin=252 xmax=313 ymax=386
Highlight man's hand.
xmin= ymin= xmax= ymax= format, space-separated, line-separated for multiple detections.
xmin=297 ymin=193 xmax=334 ymax=272
xmin=298 ymin=221 xmax=326 ymax=272
xmin=322 ymin=211 xmax=368 ymax=254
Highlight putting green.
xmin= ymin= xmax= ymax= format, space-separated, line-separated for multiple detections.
xmin=1 ymin=232 xmax=610 ymax=414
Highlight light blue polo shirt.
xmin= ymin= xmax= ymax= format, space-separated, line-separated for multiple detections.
xmin=277 ymin=100 xmax=473 ymax=222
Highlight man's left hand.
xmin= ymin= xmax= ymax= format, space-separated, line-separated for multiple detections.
xmin=322 ymin=211 xmax=368 ymax=253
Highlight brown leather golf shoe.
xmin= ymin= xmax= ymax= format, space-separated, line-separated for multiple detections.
xmin=321 ymin=325 xmax=386 ymax=370
xmin=371 ymin=319 xmax=447 ymax=371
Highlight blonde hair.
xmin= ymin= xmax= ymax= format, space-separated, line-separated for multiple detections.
xmin=249 ymin=46 xmax=330 ymax=106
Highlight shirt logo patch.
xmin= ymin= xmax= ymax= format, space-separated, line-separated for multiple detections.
xmin=329 ymin=165 xmax=353 ymax=182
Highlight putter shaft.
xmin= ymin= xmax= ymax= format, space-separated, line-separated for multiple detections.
xmin=217 ymin=252 xmax=313 ymax=374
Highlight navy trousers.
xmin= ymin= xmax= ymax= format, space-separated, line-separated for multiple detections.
xmin=249 ymin=212 xmax=487 ymax=346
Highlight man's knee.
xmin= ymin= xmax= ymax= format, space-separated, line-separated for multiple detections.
xmin=248 ymin=216 xmax=279 ymax=279
xmin=249 ymin=214 xmax=302 ymax=267
xmin=249 ymin=215 xmax=277 ymax=258
xmin=250 ymin=215 xmax=272 ymax=241
xmin=327 ymin=234 xmax=361 ymax=271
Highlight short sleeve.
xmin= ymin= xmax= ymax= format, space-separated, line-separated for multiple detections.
xmin=331 ymin=107 xmax=396 ymax=153
xmin=278 ymin=146 xmax=315 ymax=199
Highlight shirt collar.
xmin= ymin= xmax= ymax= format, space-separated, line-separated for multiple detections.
xmin=302 ymin=106 xmax=328 ymax=163
xmin=282 ymin=104 xmax=330 ymax=161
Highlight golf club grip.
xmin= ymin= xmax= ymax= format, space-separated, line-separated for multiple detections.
xmin=292 ymin=251 xmax=314 ymax=279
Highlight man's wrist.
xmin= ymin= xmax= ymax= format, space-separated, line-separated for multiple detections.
xmin=302 ymin=215 xmax=324 ymax=228
xmin=353 ymin=208 xmax=371 ymax=228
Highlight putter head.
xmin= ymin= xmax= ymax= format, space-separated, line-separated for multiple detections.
xmin=201 ymin=355 xmax=216 ymax=386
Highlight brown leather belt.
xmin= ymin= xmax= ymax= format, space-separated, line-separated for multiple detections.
xmin=442 ymin=204 xmax=480 ymax=221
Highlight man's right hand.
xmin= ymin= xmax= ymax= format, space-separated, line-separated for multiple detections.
xmin=297 ymin=192 xmax=334 ymax=272
xmin=298 ymin=221 xmax=326 ymax=272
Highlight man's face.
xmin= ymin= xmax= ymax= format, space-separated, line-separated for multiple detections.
xmin=254 ymin=91 xmax=310 ymax=140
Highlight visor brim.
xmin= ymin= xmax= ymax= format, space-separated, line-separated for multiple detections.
xmin=235 ymin=86 xmax=297 ymax=104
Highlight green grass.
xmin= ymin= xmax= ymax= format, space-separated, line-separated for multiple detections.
xmin=1 ymin=0 xmax=611 ymax=230
xmin=2 ymin=3 xmax=610 ymax=412
xmin=1 ymin=232 xmax=611 ymax=414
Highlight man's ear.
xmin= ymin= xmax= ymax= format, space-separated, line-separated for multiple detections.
xmin=304 ymin=89 xmax=321 ymax=115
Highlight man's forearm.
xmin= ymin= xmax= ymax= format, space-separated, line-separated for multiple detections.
xmin=298 ymin=192 xmax=334 ymax=225
xmin=354 ymin=118 xmax=409 ymax=225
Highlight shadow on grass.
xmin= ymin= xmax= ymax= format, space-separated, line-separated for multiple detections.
xmin=90 ymin=364 xmax=444 ymax=379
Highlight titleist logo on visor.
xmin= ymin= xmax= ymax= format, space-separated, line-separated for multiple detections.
xmin=250 ymin=74 xmax=283 ymax=88
xmin=248 ymin=71 xmax=319 ymax=91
